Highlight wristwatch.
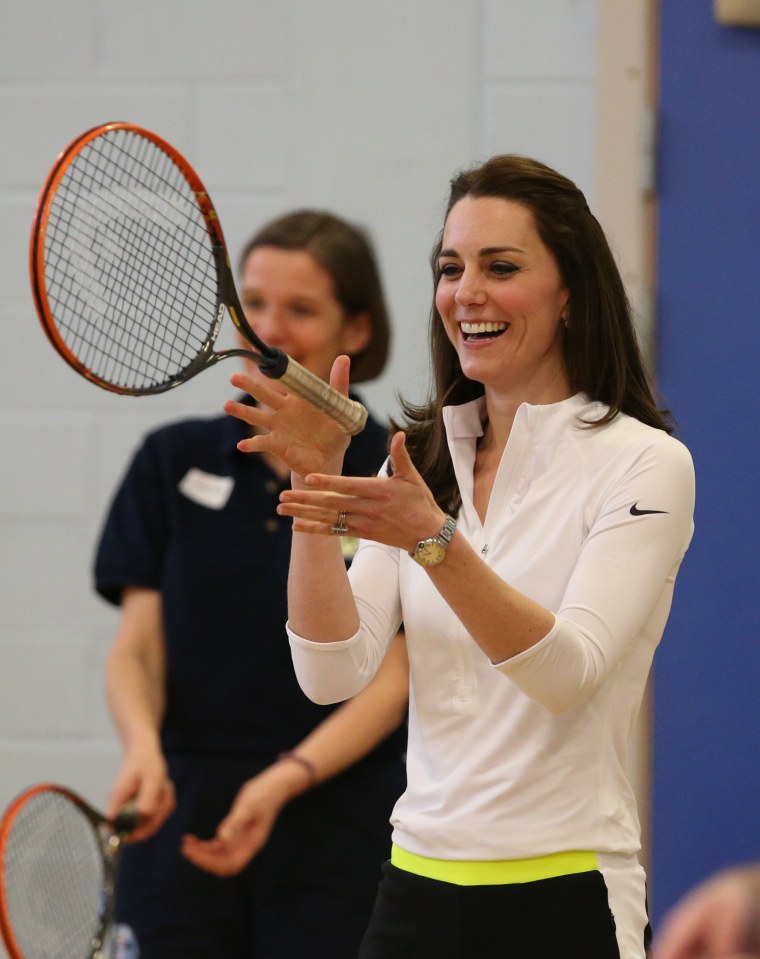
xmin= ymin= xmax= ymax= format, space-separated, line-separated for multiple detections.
xmin=410 ymin=514 xmax=457 ymax=567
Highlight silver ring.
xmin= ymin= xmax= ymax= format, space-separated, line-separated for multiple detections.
xmin=331 ymin=510 xmax=349 ymax=535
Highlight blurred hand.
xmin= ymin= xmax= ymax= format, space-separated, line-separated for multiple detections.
xmin=107 ymin=744 xmax=175 ymax=843
xmin=181 ymin=760 xmax=312 ymax=876
xmin=655 ymin=866 xmax=760 ymax=959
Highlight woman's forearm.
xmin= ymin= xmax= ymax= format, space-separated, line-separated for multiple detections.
xmin=285 ymin=472 xmax=362 ymax=643
xmin=106 ymin=588 xmax=167 ymax=749
xmin=286 ymin=534 xmax=361 ymax=641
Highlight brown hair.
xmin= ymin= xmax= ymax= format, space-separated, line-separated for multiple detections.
xmin=397 ymin=154 xmax=672 ymax=512
xmin=239 ymin=210 xmax=390 ymax=383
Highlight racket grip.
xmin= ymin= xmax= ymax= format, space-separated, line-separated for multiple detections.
xmin=278 ymin=357 xmax=368 ymax=435
xmin=112 ymin=800 xmax=142 ymax=836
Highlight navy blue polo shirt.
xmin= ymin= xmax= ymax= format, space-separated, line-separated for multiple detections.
xmin=94 ymin=397 xmax=405 ymax=759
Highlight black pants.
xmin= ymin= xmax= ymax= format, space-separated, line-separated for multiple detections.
xmin=358 ymin=861 xmax=630 ymax=959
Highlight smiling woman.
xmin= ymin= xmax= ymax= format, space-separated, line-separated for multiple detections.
xmin=225 ymin=156 xmax=696 ymax=959
xmin=435 ymin=195 xmax=570 ymax=403
xmin=399 ymin=154 xmax=672 ymax=517
xmin=237 ymin=210 xmax=391 ymax=385
xmin=236 ymin=243 xmax=374 ymax=387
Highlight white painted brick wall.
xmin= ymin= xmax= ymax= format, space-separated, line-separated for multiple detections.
xmin=482 ymin=0 xmax=597 ymax=200
xmin=0 ymin=5 xmax=602 ymax=936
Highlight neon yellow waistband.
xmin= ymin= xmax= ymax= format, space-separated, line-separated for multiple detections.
xmin=391 ymin=844 xmax=598 ymax=886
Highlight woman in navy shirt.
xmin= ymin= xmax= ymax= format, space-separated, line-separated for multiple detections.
xmin=95 ymin=210 xmax=408 ymax=959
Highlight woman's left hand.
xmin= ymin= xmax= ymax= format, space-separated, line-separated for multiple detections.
xmin=278 ymin=430 xmax=447 ymax=552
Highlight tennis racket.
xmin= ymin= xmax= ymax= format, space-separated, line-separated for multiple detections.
xmin=30 ymin=122 xmax=368 ymax=434
xmin=0 ymin=784 xmax=140 ymax=959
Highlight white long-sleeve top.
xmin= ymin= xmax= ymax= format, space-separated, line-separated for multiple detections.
xmin=288 ymin=393 xmax=695 ymax=861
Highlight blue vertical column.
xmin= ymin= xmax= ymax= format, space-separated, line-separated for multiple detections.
xmin=652 ymin=0 xmax=760 ymax=926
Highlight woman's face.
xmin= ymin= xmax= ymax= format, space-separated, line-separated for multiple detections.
xmin=238 ymin=246 xmax=370 ymax=383
xmin=435 ymin=195 xmax=571 ymax=401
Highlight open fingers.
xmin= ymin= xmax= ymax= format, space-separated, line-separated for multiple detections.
xmin=302 ymin=472 xmax=391 ymax=496
xmin=388 ymin=430 xmax=417 ymax=477
xmin=129 ymin=779 xmax=176 ymax=842
xmin=277 ymin=491 xmax=363 ymax=535
xmin=229 ymin=369 xmax=288 ymax=407
xmin=180 ymin=834 xmax=251 ymax=876
xmin=223 ymin=398 xmax=274 ymax=433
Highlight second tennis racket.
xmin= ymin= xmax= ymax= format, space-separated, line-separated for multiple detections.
xmin=0 ymin=783 xmax=140 ymax=959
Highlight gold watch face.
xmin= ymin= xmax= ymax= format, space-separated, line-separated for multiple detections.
xmin=415 ymin=540 xmax=446 ymax=566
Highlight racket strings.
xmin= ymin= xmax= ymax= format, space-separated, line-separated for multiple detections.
xmin=41 ymin=128 xmax=220 ymax=391
xmin=0 ymin=792 xmax=107 ymax=959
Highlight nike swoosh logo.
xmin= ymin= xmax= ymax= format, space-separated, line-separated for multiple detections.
xmin=630 ymin=503 xmax=668 ymax=516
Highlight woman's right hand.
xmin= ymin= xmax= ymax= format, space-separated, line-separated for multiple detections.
xmin=180 ymin=759 xmax=312 ymax=876
xmin=224 ymin=355 xmax=353 ymax=480
xmin=106 ymin=744 xmax=176 ymax=842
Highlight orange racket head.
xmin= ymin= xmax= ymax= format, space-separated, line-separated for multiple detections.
xmin=0 ymin=783 xmax=135 ymax=959
xmin=29 ymin=122 xmax=231 ymax=395
xmin=29 ymin=122 xmax=369 ymax=433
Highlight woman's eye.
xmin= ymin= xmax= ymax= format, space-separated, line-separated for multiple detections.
xmin=491 ymin=261 xmax=518 ymax=277
xmin=438 ymin=262 xmax=461 ymax=278
xmin=242 ymin=297 xmax=264 ymax=311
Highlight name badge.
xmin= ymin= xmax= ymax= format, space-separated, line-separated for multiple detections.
xmin=178 ymin=468 xmax=234 ymax=510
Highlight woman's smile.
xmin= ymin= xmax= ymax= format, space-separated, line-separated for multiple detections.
xmin=436 ymin=195 xmax=570 ymax=400
xmin=459 ymin=320 xmax=510 ymax=342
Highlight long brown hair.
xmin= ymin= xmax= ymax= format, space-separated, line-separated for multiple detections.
xmin=239 ymin=210 xmax=390 ymax=383
xmin=397 ymin=154 xmax=672 ymax=512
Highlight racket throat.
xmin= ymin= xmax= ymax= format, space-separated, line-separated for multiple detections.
xmin=213 ymin=347 xmax=288 ymax=378
xmin=253 ymin=347 xmax=289 ymax=379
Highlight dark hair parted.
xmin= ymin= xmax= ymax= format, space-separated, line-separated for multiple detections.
xmin=396 ymin=154 xmax=673 ymax=513
xmin=239 ymin=210 xmax=391 ymax=383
